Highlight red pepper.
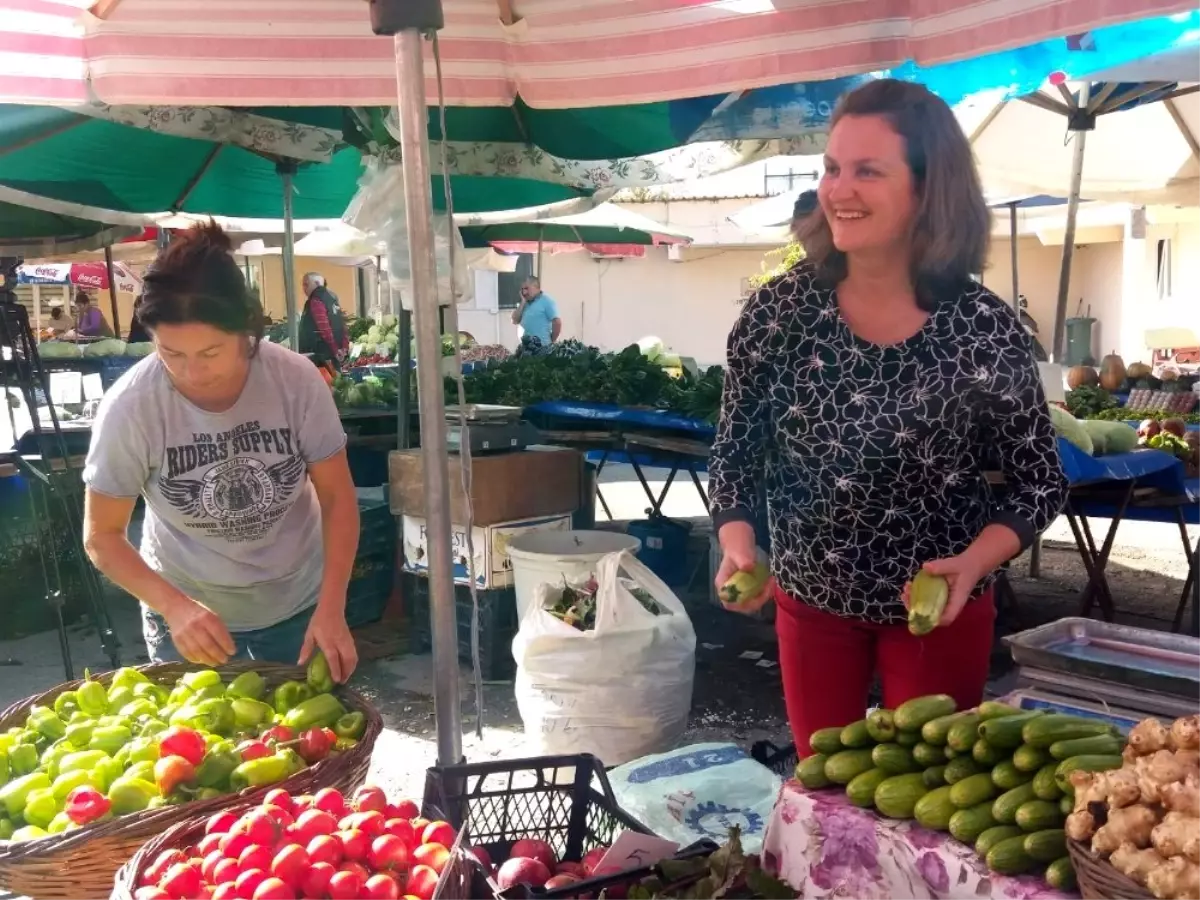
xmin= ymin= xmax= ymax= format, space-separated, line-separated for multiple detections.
xmin=236 ymin=740 xmax=271 ymax=762
xmin=321 ymin=727 xmax=337 ymax=747
xmin=296 ymin=728 xmax=333 ymax=765
xmin=65 ymin=786 xmax=111 ymax=825
xmin=263 ymin=725 xmax=296 ymax=745
xmin=159 ymin=726 xmax=207 ymax=767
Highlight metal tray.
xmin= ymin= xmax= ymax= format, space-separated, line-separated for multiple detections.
xmin=1004 ymin=618 xmax=1200 ymax=700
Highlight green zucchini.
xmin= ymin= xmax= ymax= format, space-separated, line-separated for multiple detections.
xmin=1032 ymin=762 xmax=1064 ymax=801
xmin=923 ymin=765 xmax=947 ymax=789
xmin=949 ymin=802 xmax=997 ymax=844
xmin=1015 ymin=799 xmax=1062 ymax=833
xmin=1059 ymin=796 xmax=1074 ymax=816
xmin=895 ymin=730 xmax=921 ymax=747
xmin=895 ymin=695 xmax=958 ymax=733
xmin=1021 ymin=716 xmax=1119 ymax=749
xmin=914 ymin=785 xmax=956 ymax=831
xmin=975 ymin=825 xmax=1024 ymax=857
xmin=846 ymin=768 xmax=890 ymax=808
xmin=973 ymin=739 xmax=1005 ymax=767
xmin=1053 ymin=755 xmax=1123 ymax=793
xmin=946 ymin=714 xmax=983 ymax=752
xmin=824 ymin=749 xmax=877 ymax=785
xmin=1011 ymin=744 xmax=1050 ymax=773
xmin=991 ymin=760 xmax=1033 ymax=791
xmin=865 ymin=709 xmax=897 ymax=743
xmin=943 ymin=756 xmax=982 ymax=785
xmin=978 ymin=711 xmax=1046 ymax=749
xmin=943 ymin=744 xmax=959 ymax=759
xmin=912 ymin=742 xmax=948 ymax=768
xmin=871 ymin=743 xmax=918 ymax=774
xmin=874 ymin=773 xmax=928 ymax=819
xmin=840 ymin=719 xmax=874 ymax=749
xmin=1048 ymin=734 xmax=1123 ymax=761
xmin=950 ymin=772 xmax=998 ymax=809
xmin=1045 ymin=857 xmax=1077 ymax=891
xmin=921 ymin=711 xmax=970 ymax=746
xmin=796 ymin=754 xmax=832 ymax=790
xmin=992 ymin=783 xmax=1039 ymax=825
xmin=1024 ymin=828 xmax=1067 ymax=862
xmin=986 ymin=835 xmax=1038 ymax=875
xmin=809 ymin=727 xmax=844 ymax=756
xmin=978 ymin=701 xmax=1022 ymax=720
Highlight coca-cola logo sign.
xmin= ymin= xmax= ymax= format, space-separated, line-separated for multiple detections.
xmin=33 ymin=266 xmax=60 ymax=278
xmin=75 ymin=273 xmax=104 ymax=288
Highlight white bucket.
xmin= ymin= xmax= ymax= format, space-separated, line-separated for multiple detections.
xmin=507 ymin=530 xmax=642 ymax=620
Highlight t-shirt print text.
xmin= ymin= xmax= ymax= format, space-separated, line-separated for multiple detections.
xmin=157 ymin=422 xmax=305 ymax=544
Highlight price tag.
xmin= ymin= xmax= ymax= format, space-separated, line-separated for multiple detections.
xmin=82 ymin=373 xmax=104 ymax=401
xmin=48 ymin=371 xmax=82 ymax=405
xmin=597 ymin=831 xmax=680 ymax=874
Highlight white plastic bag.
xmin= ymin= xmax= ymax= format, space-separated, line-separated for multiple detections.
xmin=512 ymin=550 xmax=696 ymax=767
xmin=607 ymin=743 xmax=782 ymax=854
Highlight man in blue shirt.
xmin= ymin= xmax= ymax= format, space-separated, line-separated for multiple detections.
xmin=511 ymin=277 xmax=561 ymax=346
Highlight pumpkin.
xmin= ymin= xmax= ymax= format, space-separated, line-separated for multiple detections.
xmin=1066 ymin=365 xmax=1100 ymax=390
xmin=1127 ymin=361 xmax=1153 ymax=380
xmin=1098 ymin=352 xmax=1127 ymax=392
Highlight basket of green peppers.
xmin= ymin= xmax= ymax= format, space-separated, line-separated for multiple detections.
xmin=0 ymin=655 xmax=381 ymax=900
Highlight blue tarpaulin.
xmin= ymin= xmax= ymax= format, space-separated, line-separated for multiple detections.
xmin=526 ymin=401 xmax=716 ymax=437
xmin=1057 ymin=439 xmax=1188 ymax=493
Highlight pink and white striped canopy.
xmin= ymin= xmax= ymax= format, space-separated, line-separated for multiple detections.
xmin=3 ymin=0 xmax=1194 ymax=108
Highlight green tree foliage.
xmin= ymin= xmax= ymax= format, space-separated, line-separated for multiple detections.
xmin=748 ymin=241 xmax=805 ymax=291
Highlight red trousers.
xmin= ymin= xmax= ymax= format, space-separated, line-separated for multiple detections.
xmin=774 ymin=585 xmax=996 ymax=756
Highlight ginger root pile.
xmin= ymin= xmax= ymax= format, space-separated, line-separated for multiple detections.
xmin=1068 ymin=715 xmax=1200 ymax=900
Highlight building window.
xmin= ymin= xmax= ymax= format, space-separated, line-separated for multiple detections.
xmin=1156 ymin=239 xmax=1172 ymax=299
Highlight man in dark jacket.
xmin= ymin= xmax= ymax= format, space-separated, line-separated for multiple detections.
xmin=299 ymin=272 xmax=348 ymax=365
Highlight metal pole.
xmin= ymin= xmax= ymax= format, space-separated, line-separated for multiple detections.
xmin=104 ymin=245 xmax=122 ymax=337
xmin=1008 ymin=203 xmax=1020 ymax=308
xmin=397 ymin=307 xmax=413 ymax=450
xmin=278 ymin=161 xmax=300 ymax=351
xmin=392 ymin=27 xmax=462 ymax=767
xmin=536 ymin=227 xmax=544 ymax=279
xmin=1050 ymin=84 xmax=1091 ymax=364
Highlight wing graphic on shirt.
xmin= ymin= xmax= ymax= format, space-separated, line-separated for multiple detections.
xmin=157 ymin=473 xmax=203 ymax=517
xmin=267 ymin=454 xmax=306 ymax=497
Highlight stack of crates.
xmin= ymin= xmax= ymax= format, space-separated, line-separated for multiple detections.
xmin=404 ymin=571 xmax=518 ymax=682
xmin=346 ymin=495 xmax=397 ymax=628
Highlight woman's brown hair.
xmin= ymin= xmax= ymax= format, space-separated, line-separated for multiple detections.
xmin=795 ymin=78 xmax=991 ymax=311
xmin=136 ymin=221 xmax=265 ymax=349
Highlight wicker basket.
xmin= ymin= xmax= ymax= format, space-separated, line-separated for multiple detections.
xmin=0 ymin=661 xmax=381 ymax=900
xmin=1068 ymin=839 xmax=1155 ymax=900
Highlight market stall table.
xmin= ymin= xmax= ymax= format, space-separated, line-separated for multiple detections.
xmin=764 ymin=782 xmax=1075 ymax=900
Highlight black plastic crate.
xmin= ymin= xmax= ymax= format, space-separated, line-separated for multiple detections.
xmin=750 ymin=740 xmax=799 ymax=777
xmin=356 ymin=499 xmax=397 ymax=557
xmin=345 ymin=549 xmax=395 ymax=628
xmin=424 ymin=754 xmax=653 ymax=899
xmin=405 ymin=571 xmax=518 ymax=681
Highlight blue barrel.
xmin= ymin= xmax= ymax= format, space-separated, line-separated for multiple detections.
xmin=625 ymin=517 xmax=692 ymax=585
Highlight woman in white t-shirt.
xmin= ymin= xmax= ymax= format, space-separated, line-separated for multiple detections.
xmin=82 ymin=222 xmax=360 ymax=682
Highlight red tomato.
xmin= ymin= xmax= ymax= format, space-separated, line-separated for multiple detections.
xmin=468 ymin=847 xmax=492 ymax=870
xmin=263 ymin=725 xmax=296 ymax=745
xmin=263 ymin=789 xmax=294 ymax=815
xmin=263 ymin=804 xmax=296 ymax=830
xmin=196 ymin=834 xmax=223 ymax=858
xmin=134 ymin=888 xmax=171 ymax=900
xmin=270 ymin=844 xmax=310 ymax=890
xmin=337 ymin=829 xmax=370 ymax=863
xmin=252 ymin=877 xmax=295 ymax=900
xmin=327 ymin=871 xmax=363 ymax=900
xmin=340 ymin=862 xmax=370 ymax=883
xmin=239 ymin=845 xmax=274 ymax=875
xmin=421 ymin=821 xmax=455 ymax=849
xmin=212 ymin=859 xmax=240 ymax=886
xmin=352 ymin=786 xmax=388 ymax=814
xmin=205 ymin=811 xmax=239 ymax=836
xmin=291 ymin=795 xmax=314 ymax=815
xmin=159 ymin=727 xmax=207 ymax=767
xmin=236 ymin=810 xmax=280 ymax=848
xmin=406 ymin=865 xmax=439 ymax=900
xmin=384 ymin=818 xmax=417 ymax=846
xmin=292 ymin=809 xmax=338 ymax=845
xmin=201 ymin=850 xmax=226 ymax=884
xmin=348 ymin=811 xmax=386 ymax=838
xmin=234 ymin=868 xmax=268 ymax=899
xmin=412 ymin=843 xmax=449 ymax=875
xmin=364 ymin=873 xmax=402 ymax=900
xmin=392 ymin=800 xmax=420 ymax=821
xmin=237 ymin=740 xmax=272 ymax=762
xmin=307 ymin=834 xmax=343 ymax=867
xmin=410 ymin=818 xmax=430 ymax=834
xmin=300 ymin=862 xmax=335 ymax=900
xmin=159 ymin=862 xmax=201 ymax=900
xmin=313 ymin=788 xmax=346 ymax=818
xmin=212 ymin=885 xmax=238 ymax=900
xmin=369 ymin=835 xmax=411 ymax=873
xmin=144 ymin=849 xmax=187 ymax=886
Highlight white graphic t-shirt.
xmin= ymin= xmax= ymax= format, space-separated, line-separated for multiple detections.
xmin=84 ymin=342 xmax=346 ymax=631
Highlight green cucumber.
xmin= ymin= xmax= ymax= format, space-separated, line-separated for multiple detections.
xmin=871 ymin=743 xmax=918 ymax=774
xmin=978 ymin=711 xmax=1046 ymax=749
xmin=992 ymin=783 xmax=1038 ymax=825
xmin=809 ymin=727 xmax=844 ymax=756
xmin=1045 ymin=857 xmax=1077 ymax=891
xmin=914 ymin=785 xmax=956 ymax=831
xmin=943 ymin=756 xmax=981 ymax=785
xmin=1053 ymin=755 xmax=1123 ymax=793
xmin=796 ymin=754 xmax=832 ymax=790
xmin=1011 ymin=744 xmax=1050 ymax=773
xmin=1015 ymin=799 xmax=1062 ymax=833
xmin=895 ymin=730 xmax=921 ymax=747
xmin=912 ymin=742 xmax=948 ymax=768
xmin=824 ymin=749 xmax=876 ymax=785
xmin=1024 ymin=828 xmax=1067 ymax=862
xmin=840 ymin=719 xmax=873 ymax=749
xmin=949 ymin=802 xmax=997 ymax=844
xmin=923 ymin=765 xmax=947 ymax=789
xmin=1059 ymin=796 xmax=1074 ymax=816
xmin=1032 ymin=762 xmax=1064 ymax=801
xmin=986 ymin=835 xmax=1038 ymax=875
xmin=895 ymin=695 xmax=958 ymax=733
xmin=946 ymin=714 xmax=983 ymax=752
xmin=921 ymin=712 xmax=970 ymax=746
xmin=874 ymin=773 xmax=929 ymax=819
xmin=975 ymin=825 xmax=1024 ymax=857
xmin=950 ymin=773 xmax=998 ymax=809
xmin=865 ymin=709 xmax=897 ymax=743
xmin=991 ymin=760 xmax=1033 ymax=791
xmin=973 ymin=739 xmax=1005 ymax=767
xmin=978 ymin=701 xmax=1022 ymax=720
xmin=846 ymin=768 xmax=890 ymax=808
xmin=1022 ymin=717 xmax=1119 ymax=749
xmin=1048 ymin=734 xmax=1123 ymax=761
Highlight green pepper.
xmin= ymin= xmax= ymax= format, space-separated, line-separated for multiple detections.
xmin=139 ymin=719 xmax=168 ymax=739
xmin=0 ymin=750 xmax=8 ymax=787
xmin=167 ymin=685 xmax=193 ymax=707
xmin=57 ymin=750 xmax=109 ymax=777
xmin=332 ymin=711 xmax=366 ymax=740
xmin=68 ymin=710 xmax=92 ymax=724
xmin=0 ymin=772 xmax=51 ymax=818
xmin=306 ymin=651 xmax=335 ymax=694
xmin=195 ymin=787 xmax=222 ymax=801
xmin=194 ymin=684 xmax=226 ymax=702
xmin=53 ymin=691 xmax=79 ymax=720
xmin=125 ymin=760 xmax=155 ymax=785
xmin=88 ymin=725 xmax=132 ymax=757
xmin=229 ymin=751 xmax=293 ymax=792
xmin=272 ymin=681 xmax=314 ymax=715
xmin=231 ymin=698 xmax=274 ymax=730
xmin=195 ymin=744 xmax=240 ymax=790
xmin=11 ymin=825 xmax=48 ymax=842
xmin=118 ymin=699 xmax=158 ymax=722
xmin=180 ymin=670 xmax=222 ymax=692
xmin=76 ymin=677 xmax=108 ymax=717
xmin=0 ymin=818 xmax=13 ymax=841
xmin=133 ymin=683 xmax=170 ymax=707
xmin=226 ymin=671 xmax=267 ymax=701
xmin=171 ymin=699 xmax=234 ymax=736
xmin=110 ymin=667 xmax=150 ymax=691
xmin=47 ymin=811 xmax=73 ymax=834
xmin=50 ymin=769 xmax=94 ymax=802
xmin=105 ymin=685 xmax=134 ymax=712
xmin=333 ymin=737 xmax=358 ymax=752
xmin=127 ymin=737 xmax=161 ymax=766
xmin=65 ymin=722 xmax=95 ymax=749
xmin=96 ymin=715 xmax=128 ymax=730
xmin=40 ymin=741 xmax=72 ymax=780
xmin=107 ymin=776 xmax=157 ymax=815
xmin=159 ymin=704 xmax=181 ymax=724
xmin=22 ymin=788 xmax=61 ymax=829
xmin=282 ymin=694 xmax=345 ymax=732
xmin=8 ymin=743 xmax=37 ymax=777
xmin=27 ymin=706 xmax=66 ymax=742
xmin=90 ymin=758 xmax=123 ymax=794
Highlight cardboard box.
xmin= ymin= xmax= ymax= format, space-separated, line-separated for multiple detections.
xmin=388 ymin=446 xmax=582 ymax=526
xmin=401 ymin=513 xmax=572 ymax=588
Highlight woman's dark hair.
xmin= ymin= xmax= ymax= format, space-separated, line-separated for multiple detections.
xmin=795 ymin=79 xmax=991 ymax=310
xmin=136 ymin=221 xmax=264 ymax=347
xmin=73 ymin=291 xmax=91 ymax=306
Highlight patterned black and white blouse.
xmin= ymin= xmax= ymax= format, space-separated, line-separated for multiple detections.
xmin=709 ymin=263 xmax=1068 ymax=624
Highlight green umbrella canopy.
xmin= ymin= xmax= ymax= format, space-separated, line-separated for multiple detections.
xmin=0 ymin=201 xmax=138 ymax=255
xmin=458 ymin=203 xmax=694 ymax=248
xmin=0 ymin=105 xmax=593 ymax=222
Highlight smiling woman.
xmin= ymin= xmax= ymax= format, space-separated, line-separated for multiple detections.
xmin=81 ymin=222 xmax=361 ymax=682
xmin=709 ymin=79 xmax=1068 ymax=754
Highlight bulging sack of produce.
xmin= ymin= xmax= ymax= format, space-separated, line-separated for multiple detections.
xmin=512 ymin=550 xmax=696 ymax=766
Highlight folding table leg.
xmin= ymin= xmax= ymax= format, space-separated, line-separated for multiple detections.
xmin=629 ymin=454 xmax=677 ymax=517
xmin=593 ymin=449 xmax=614 ymax=521
xmin=1170 ymin=506 xmax=1199 ymax=634
xmin=1071 ymin=485 xmax=1134 ymax=620
xmin=686 ymin=462 xmax=711 ymax=513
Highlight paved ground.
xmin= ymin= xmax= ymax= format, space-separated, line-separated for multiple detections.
xmin=0 ymin=465 xmax=1195 ymax=804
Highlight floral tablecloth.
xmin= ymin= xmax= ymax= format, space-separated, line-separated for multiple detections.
xmin=763 ymin=782 xmax=1077 ymax=899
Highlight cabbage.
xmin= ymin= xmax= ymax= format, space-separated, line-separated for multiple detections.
xmin=1049 ymin=405 xmax=1093 ymax=455
xmin=1083 ymin=420 xmax=1139 ymax=456
xmin=381 ymin=314 xmax=398 ymax=329
xmin=38 ymin=341 xmax=83 ymax=359
xmin=82 ymin=339 xmax=128 ymax=358
xmin=366 ymin=326 xmax=383 ymax=344
xmin=124 ymin=342 xmax=155 ymax=358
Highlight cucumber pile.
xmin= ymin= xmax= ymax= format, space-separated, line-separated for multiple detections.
xmin=794 ymin=695 xmax=1127 ymax=890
